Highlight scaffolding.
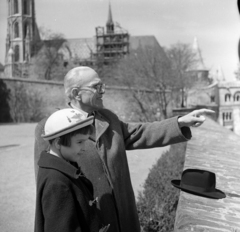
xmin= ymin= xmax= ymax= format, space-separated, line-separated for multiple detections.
xmin=94 ymin=25 xmax=130 ymax=65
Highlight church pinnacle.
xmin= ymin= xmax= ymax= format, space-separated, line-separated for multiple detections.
xmin=106 ymin=2 xmax=114 ymax=34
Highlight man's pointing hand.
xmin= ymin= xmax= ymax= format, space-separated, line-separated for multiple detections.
xmin=178 ymin=109 xmax=215 ymax=128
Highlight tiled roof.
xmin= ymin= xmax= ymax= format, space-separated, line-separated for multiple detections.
xmin=60 ymin=38 xmax=96 ymax=60
xmin=60 ymin=35 xmax=165 ymax=61
xmin=129 ymin=35 xmax=162 ymax=51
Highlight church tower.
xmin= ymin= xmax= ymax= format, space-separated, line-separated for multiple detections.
xmin=95 ymin=2 xmax=129 ymax=64
xmin=5 ymin=0 xmax=40 ymax=78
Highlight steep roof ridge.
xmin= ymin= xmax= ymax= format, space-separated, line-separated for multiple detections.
xmin=192 ymin=36 xmax=207 ymax=71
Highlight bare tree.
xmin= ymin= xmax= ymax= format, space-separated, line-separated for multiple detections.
xmin=165 ymin=43 xmax=199 ymax=107
xmin=115 ymin=44 xmax=173 ymax=121
xmin=8 ymin=82 xmax=44 ymax=122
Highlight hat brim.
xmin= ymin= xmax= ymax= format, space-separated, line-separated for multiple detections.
xmin=42 ymin=116 xmax=94 ymax=140
xmin=171 ymin=180 xmax=226 ymax=199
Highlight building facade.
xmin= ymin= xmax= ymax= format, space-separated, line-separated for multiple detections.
xmin=4 ymin=0 xmax=40 ymax=78
xmin=187 ymin=80 xmax=240 ymax=135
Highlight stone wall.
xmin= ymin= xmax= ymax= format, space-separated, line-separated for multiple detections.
xmin=0 ymin=77 xmax=148 ymax=122
xmin=174 ymin=118 xmax=240 ymax=231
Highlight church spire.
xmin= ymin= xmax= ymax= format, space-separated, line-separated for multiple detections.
xmin=192 ymin=36 xmax=206 ymax=71
xmin=106 ymin=2 xmax=114 ymax=34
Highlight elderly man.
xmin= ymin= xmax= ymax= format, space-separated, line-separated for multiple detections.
xmin=34 ymin=66 xmax=214 ymax=232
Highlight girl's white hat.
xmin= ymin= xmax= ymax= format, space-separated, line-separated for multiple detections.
xmin=42 ymin=108 xmax=94 ymax=140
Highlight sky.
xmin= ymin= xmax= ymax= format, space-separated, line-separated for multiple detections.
xmin=0 ymin=0 xmax=240 ymax=80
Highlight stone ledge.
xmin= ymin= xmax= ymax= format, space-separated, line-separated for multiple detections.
xmin=174 ymin=118 xmax=240 ymax=231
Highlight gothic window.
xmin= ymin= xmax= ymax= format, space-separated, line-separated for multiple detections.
xmin=225 ymin=93 xmax=231 ymax=102
xmin=14 ymin=0 xmax=19 ymax=14
xmin=14 ymin=22 xmax=19 ymax=38
xmin=233 ymin=92 xmax=240 ymax=102
xmin=210 ymin=95 xmax=215 ymax=102
xmin=223 ymin=111 xmax=232 ymax=121
xmin=24 ymin=23 xmax=28 ymax=38
xmin=14 ymin=45 xmax=20 ymax=62
xmin=23 ymin=44 xmax=29 ymax=62
xmin=225 ymin=113 xmax=229 ymax=120
xmin=23 ymin=0 xmax=30 ymax=15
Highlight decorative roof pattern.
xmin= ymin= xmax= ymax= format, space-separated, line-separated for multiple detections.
xmin=59 ymin=38 xmax=96 ymax=60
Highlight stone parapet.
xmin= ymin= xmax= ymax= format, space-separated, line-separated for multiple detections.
xmin=174 ymin=118 xmax=240 ymax=231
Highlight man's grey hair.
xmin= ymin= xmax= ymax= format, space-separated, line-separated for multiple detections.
xmin=64 ymin=66 xmax=90 ymax=100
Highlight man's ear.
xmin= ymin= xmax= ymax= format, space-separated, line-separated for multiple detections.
xmin=71 ymin=88 xmax=81 ymax=101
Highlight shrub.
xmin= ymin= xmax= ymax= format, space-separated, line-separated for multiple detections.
xmin=0 ymin=79 xmax=12 ymax=122
xmin=9 ymin=82 xmax=45 ymax=122
xmin=137 ymin=142 xmax=187 ymax=232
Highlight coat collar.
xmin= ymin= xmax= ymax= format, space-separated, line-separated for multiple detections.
xmin=38 ymin=151 xmax=82 ymax=179
xmin=67 ymin=103 xmax=109 ymax=142
xmin=94 ymin=111 xmax=109 ymax=142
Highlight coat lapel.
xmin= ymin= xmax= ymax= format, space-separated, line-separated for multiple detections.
xmin=94 ymin=111 xmax=109 ymax=142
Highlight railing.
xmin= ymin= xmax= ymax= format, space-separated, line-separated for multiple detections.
xmin=174 ymin=118 xmax=240 ymax=231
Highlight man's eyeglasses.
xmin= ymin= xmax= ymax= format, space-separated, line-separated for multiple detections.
xmin=78 ymin=83 xmax=106 ymax=94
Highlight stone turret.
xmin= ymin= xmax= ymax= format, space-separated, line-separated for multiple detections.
xmin=4 ymin=0 xmax=40 ymax=78
xmin=189 ymin=37 xmax=209 ymax=82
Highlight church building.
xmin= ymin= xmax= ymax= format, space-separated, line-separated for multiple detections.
xmin=4 ymin=0 xmax=166 ymax=80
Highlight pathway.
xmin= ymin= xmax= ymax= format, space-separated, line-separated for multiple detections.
xmin=0 ymin=123 xmax=168 ymax=232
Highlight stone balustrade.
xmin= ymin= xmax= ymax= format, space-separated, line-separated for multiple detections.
xmin=174 ymin=118 xmax=240 ymax=231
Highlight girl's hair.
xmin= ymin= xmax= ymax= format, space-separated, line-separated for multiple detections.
xmin=49 ymin=125 xmax=93 ymax=147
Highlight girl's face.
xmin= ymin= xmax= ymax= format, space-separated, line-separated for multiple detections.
xmin=60 ymin=133 xmax=89 ymax=162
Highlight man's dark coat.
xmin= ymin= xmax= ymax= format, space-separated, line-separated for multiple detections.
xmin=34 ymin=108 xmax=191 ymax=232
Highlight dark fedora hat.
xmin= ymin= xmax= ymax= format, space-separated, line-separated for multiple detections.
xmin=171 ymin=169 xmax=226 ymax=199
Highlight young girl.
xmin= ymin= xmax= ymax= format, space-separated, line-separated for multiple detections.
xmin=34 ymin=108 xmax=109 ymax=232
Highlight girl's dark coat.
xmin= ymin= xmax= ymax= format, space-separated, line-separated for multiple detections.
xmin=35 ymin=152 xmax=106 ymax=232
